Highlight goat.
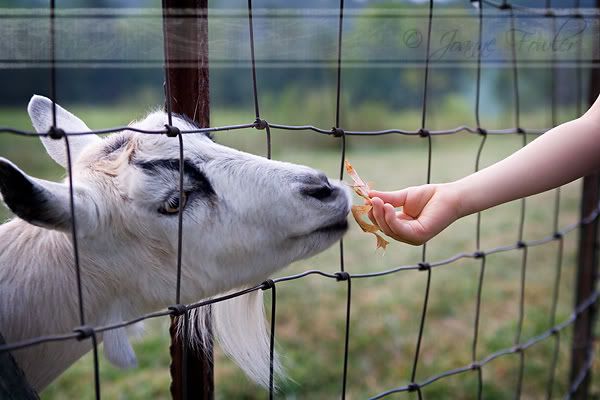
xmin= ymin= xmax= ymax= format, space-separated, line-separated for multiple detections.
xmin=0 ymin=95 xmax=350 ymax=392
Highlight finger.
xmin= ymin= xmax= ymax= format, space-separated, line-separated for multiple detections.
xmin=383 ymin=203 xmax=404 ymax=239
xmin=403 ymin=185 xmax=436 ymax=218
xmin=371 ymin=197 xmax=393 ymax=236
xmin=368 ymin=190 xmax=407 ymax=208
xmin=385 ymin=208 xmax=425 ymax=245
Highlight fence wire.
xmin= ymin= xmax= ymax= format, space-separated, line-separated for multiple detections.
xmin=0 ymin=0 xmax=598 ymax=399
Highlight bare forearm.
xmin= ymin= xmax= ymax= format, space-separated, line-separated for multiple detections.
xmin=453 ymin=113 xmax=600 ymax=217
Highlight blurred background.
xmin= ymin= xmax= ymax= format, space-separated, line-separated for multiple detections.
xmin=0 ymin=0 xmax=599 ymax=398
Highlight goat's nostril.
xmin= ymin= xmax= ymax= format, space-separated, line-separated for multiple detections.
xmin=303 ymin=184 xmax=334 ymax=200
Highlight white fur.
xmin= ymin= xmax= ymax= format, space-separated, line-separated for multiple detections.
xmin=0 ymin=95 xmax=350 ymax=391
xmin=181 ymin=292 xmax=282 ymax=388
xmin=213 ymin=291 xmax=281 ymax=388
xmin=28 ymin=95 xmax=102 ymax=169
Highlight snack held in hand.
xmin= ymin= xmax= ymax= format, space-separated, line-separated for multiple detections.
xmin=345 ymin=161 xmax=389 ymax=250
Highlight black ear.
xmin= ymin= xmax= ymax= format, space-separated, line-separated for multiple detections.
xmin=0 ymin=158 xmax=98 ymax=233
xmin=0 ymin=158 xmax=70 ymax=229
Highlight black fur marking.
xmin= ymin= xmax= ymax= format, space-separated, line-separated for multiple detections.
xmin=135 ymin=159 xmax=215 ymax=198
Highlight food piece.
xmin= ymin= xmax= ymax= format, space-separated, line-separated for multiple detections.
xmin=345 ymin=161 xmax=389 ymax=250
xmin=351 ymin=204 xmax=389 ymax=250
xmin=345 ymin=160 xmax=370 ymax=200
xmin=351 ymin=205 xmax=379 ymax=233
xmin=374 ymin=233 xmax=389 ymax=250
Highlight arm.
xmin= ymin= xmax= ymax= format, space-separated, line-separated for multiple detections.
xmin=457 ymin=100 xmax=600 ymax=215
xmin=368 ymin=95 xmax=600 ymax=245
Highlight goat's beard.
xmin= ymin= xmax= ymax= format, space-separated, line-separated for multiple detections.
xmin=177 ymin=290 xmax=282 ymax=388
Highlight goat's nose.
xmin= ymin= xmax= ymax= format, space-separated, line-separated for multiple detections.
xmin=301 ymin=173 xmax=335 ymax=201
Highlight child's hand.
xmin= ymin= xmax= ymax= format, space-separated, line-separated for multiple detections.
xmin=368 ymin=184 xmax=462 ymax=245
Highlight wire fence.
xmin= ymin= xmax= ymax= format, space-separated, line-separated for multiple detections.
xmin=0 ymin=0 xmax=599 ymax=399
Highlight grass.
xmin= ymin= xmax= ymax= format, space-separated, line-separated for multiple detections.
xmin=0 ymin=102 xmax=596 ymax=399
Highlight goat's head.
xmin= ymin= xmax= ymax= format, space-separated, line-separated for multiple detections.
xmin=0 ymin=96 xmax=350 ymax=387
xmin=0 ymin=95 xmax=350 ymax=299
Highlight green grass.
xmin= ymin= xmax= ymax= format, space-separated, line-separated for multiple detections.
xmin=0 ymin=103 xmax=596 ymax=399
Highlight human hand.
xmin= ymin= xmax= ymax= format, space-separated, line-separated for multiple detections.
xmin=368 ymin=183 xmax=462 ymax=245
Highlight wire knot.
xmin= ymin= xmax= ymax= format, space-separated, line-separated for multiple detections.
xmin=550 ymin=327 xmax=559 ymax=336
xmin=474 ymin=251 xmax=485 ymax=259
xmin=48 ymin=126 xmax=65 ymax=140
xmin=255 ymin=118 xmax=268 ymax=130
xmin=573 ymin=13 xmax=584 ymax=19
xmin=553 ymin=232 xmax=563 ymax=240
xmin=498 ymin=2 xmax=511 ymax=9
xmin=261 ymin=279 xmax=275 ymax=291
xmin=470 ymin=362 xmax=481 ymax=370
xmin=73 ymin=325 xmax=95 ymax=341
xmin=408 ymin=383 xmax=420 ymax=392
xmin=545 ymin=10 xmax=555 ymax=18
xmin=477 ymin=127 xmax=487 ymax=136
xmin=517 ymin=241 xmax=527 ymax=249
xmin=513 ymin=345 xmax=523 ymax=353
xmin=418 ymin=262 xmax=431 ymax=271
xmin=418 ymin=128 xmax=430 ymax=138
xmin=168 ymin=304 xmax=187 ymax=316
xmin=516 ymin=127 xmax=526 ymax=134
xmin=164 ymin=124 xmax=180 ymax=138
xmin=335 ymin=271 xmax=350 ymax=281
xmin=331 ymin=127 xmax=345 ymax=138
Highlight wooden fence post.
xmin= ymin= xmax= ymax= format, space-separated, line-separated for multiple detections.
xmin=161 ymin=1 xmax=213 ymax=399
xmin=0 ymin=333 xmax=39 ymax=400
xmin=569 ymin=9 xmax=599 ymax=397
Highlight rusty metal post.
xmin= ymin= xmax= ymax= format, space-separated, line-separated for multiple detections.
xmin=162 ymin=1 xmax=213 ymax=399
xmin=569 ymin=10 xmax=599 ymax=398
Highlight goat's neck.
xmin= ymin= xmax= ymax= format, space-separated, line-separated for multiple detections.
xmin=0 ymin=218 xmax=201 ymax=324
xmin=0 ymin=219 xmax=95 ymax=390
xmin=0 ymin=218 xmax=188 ymax=391
xmin=0 ymin=219 xmax=140 ymax=329
xmin=0 ymin=220 xmax=89 ymax=331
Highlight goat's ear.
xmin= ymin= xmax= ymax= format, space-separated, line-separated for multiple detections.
xmin=0 ymin=158 xmax=98 ymax=233
xmin=27 ymin=95 xmax=102 ymax=169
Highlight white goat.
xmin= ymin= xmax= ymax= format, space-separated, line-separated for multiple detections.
xmin=0 ymin=95 xmax=350 ymax=392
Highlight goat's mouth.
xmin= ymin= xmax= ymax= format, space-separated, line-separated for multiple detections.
xmin=290 ymin=218 xmax=349 ymax=241
xmin=312 ymin=219 xmax=349 ymax=234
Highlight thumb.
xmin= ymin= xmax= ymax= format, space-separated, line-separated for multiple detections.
xmin=368 ymin=190 xmax=407 ymax=208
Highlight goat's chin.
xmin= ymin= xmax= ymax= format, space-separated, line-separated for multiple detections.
xmin=286 ymin=227 xmax=347 ymax=265
xmin=298 ymin=219 xmax=348 ymax=252
xmin=291 ymin=217 xmax=348 ymax=241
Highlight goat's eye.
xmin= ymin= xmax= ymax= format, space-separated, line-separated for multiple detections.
xmin=160 ymin=192 xmax=188 ymax=215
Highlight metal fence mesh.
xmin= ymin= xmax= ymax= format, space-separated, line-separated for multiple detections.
xmin=0 ymin=0 xmax=599 ymax=399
